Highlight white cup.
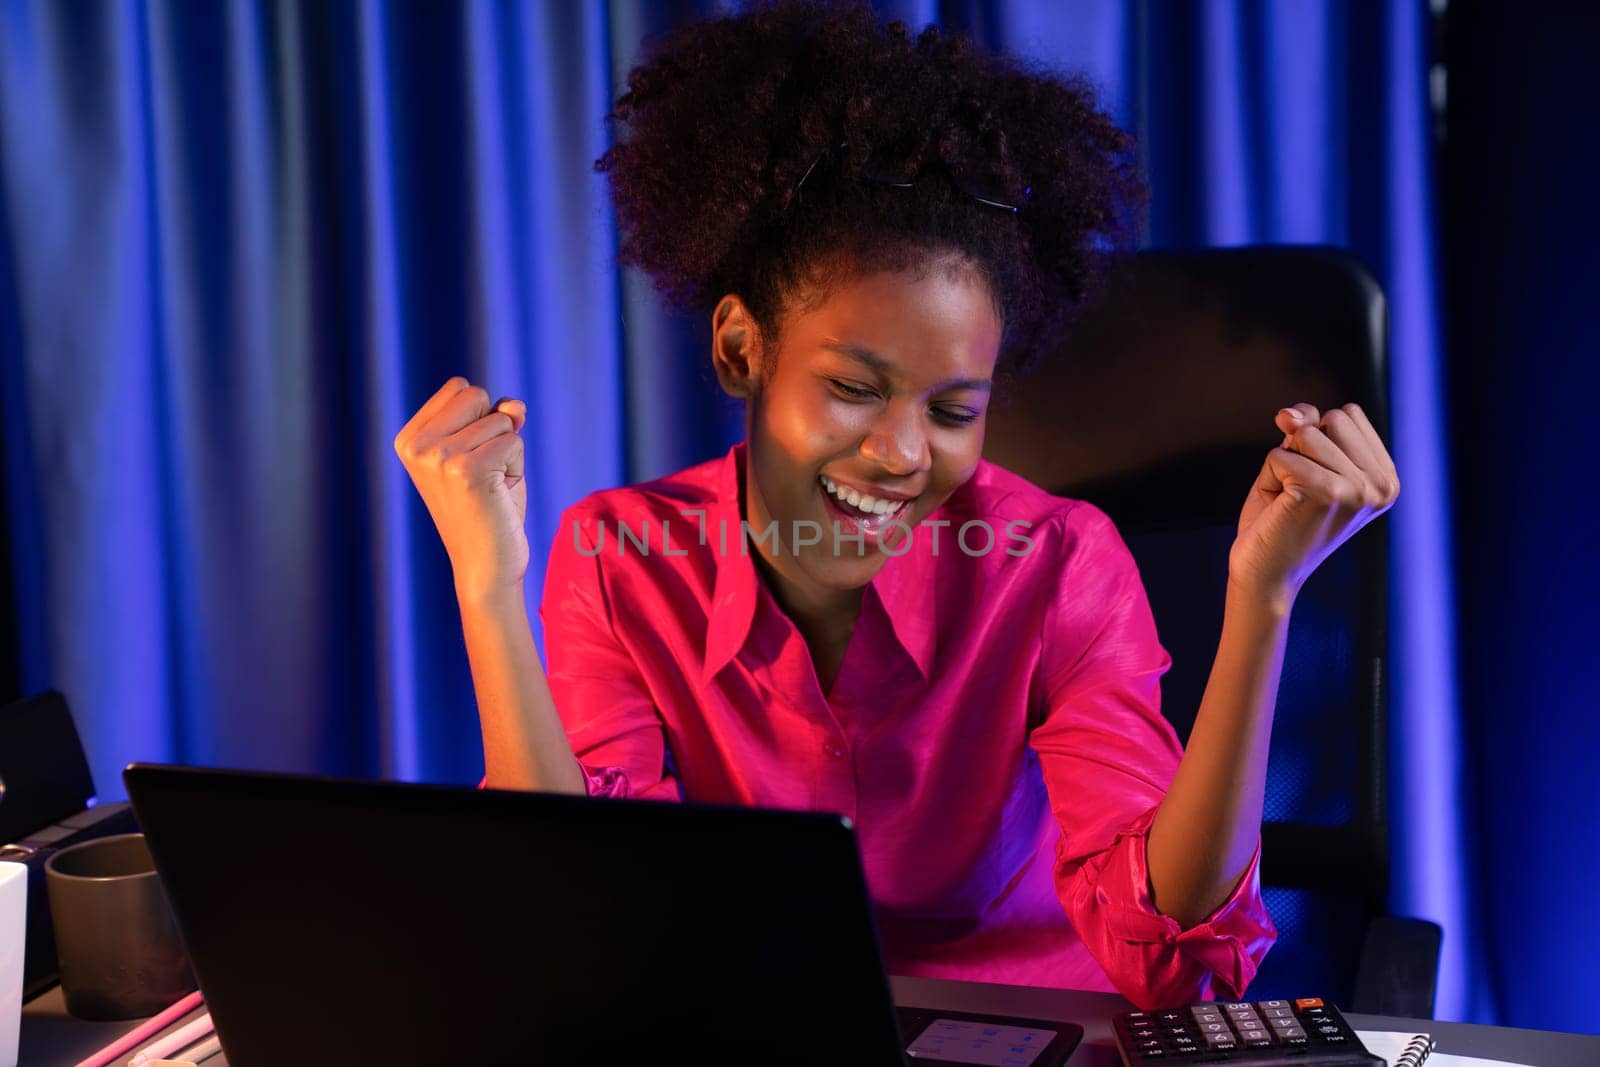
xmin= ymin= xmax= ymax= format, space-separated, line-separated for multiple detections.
xmin=0 ymin=861 xmax=25 ymax=1067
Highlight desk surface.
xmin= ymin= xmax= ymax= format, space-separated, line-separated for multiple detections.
xmin=22 ymin=975 xmax=1600 ymax=1066
xmin=891 ymin=976 xmax=1600 ymax=1065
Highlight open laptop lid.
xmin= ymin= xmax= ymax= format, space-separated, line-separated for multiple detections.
xmin=122 ymin=763 xmax=908 ymax=1066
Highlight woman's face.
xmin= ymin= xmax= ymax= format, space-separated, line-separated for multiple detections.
xmin=713 ymin=256 xmax=1003 ymax=602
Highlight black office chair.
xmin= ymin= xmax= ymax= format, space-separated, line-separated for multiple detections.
xmin=983 ymin=247 xmax=1442 ymax=1017
xmin=0 ymin=690 xmax=141 ymax=999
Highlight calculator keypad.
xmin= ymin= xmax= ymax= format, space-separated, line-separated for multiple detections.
xmin=1113 ymin=998 xmax=1378 ymax=1065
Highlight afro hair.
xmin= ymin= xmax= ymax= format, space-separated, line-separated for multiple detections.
xmin=594 ymin=0 xmax=1147 ymax=378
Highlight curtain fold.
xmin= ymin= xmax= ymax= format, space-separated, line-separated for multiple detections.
xmin=0 ymin=0 xmax=1486 ymax=1025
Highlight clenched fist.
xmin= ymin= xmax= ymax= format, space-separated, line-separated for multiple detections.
xmin=1228 ymin=401 xmax=1401 ymax=611
xmin=395 ymin=377 xmax=530 ymax=604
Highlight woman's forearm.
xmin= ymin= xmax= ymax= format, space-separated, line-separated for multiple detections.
xmin=1146 ymin=580 xmax=1294 ymax=928
xmin=458 ymin=587 xmax=587 ymax=795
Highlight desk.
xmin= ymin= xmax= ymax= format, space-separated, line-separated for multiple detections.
xmin=890 ymin=976 xmax=1600 ymax=1065
xmin=22 ymin=975 xmax=1600 ymax=1065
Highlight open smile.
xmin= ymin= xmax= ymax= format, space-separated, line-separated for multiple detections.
xmin=817 ymin=474 xmax=914 ymax=540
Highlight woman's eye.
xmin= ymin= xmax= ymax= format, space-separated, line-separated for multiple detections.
xmin=830 ymin=380 xmax=877 ymax=400
xmin=827 ymin=379 xmax=976 ymax=424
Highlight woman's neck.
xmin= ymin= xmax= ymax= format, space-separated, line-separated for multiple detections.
xmin=739 ymin=455 xmax=864 ymax=680
xmin=752 ymin=550 xmax=861 ymax=695
xmin=751 ymin=551 xmax=863 ymax=645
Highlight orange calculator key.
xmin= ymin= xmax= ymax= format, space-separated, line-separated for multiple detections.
xmin=1294 ymin=997 xmax=1324 ymax=1009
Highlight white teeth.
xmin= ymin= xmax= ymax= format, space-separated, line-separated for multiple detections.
xmin=819 ymin=475 xmax=907 ymax=518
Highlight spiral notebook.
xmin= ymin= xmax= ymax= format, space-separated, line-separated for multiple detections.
xmin=1356 ymin=1030 xmax=1535 ymax=1067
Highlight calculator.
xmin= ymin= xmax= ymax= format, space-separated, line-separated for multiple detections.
xmin=1111 ymin=997 xmax=1385 ymax=1065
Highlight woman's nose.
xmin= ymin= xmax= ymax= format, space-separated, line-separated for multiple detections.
xmin=860 ymin=408 xmax=929 ymax=475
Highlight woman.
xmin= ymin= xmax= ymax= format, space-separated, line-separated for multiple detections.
xmin=393 ymin=0 xmax=1399 ymax=1009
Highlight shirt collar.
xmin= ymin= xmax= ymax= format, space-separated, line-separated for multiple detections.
xmin=866 ymin=535 xmax=937 ymax=680
xmin=701 ymin=443 xmax=760 ymax=686
xmin=700 ymin=441 xmax=937 ymax=685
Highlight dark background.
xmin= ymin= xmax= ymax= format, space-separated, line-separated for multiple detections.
xmin=1440 ymin=5 xmax=1600 ymax=1035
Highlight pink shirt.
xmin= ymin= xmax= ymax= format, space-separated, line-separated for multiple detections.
xmin=535 ymin=441 xmax=1276 ymax=1008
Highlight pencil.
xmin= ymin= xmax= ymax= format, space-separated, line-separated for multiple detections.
xmin=170 ymin=1033 xmax=223 ymax=1064
xmin=129 ymin=1011 xmax=214 ymax=1066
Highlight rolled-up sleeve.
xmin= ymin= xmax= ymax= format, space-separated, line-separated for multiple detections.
xmin=531 ymin=505 xmax=683 ymax=802
xmin=1027 ymin=502 xmax=1276 ymax=1008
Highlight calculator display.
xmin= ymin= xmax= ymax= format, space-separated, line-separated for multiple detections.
xmin=905 ymin=1017 xmax=1059 ymax=1065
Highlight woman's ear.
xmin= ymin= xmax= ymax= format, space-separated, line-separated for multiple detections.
xmin=710 ymin=295 xmax=766 ymax=398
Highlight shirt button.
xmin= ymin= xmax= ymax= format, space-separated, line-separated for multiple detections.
xmin=822 ymin=739 xmax=847 ymax=761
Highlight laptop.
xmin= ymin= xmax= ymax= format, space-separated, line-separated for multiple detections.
xmin=122 ymin=763 xmax=1083 ymax=1066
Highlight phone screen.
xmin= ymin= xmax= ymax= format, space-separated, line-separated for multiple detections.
xmin=904 ymin=1017 xmax=1059 ymax=1065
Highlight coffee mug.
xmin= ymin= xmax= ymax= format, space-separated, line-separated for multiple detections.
xmin=43 ymin=833 xmax=196 ymax=1020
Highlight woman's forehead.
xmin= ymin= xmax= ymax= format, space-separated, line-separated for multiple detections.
xmin=782 ymin=262 xmax=1003 ymax=379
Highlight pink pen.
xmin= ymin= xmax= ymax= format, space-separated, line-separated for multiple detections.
xmin=71 ymin=991 xmax=205 ymax=1067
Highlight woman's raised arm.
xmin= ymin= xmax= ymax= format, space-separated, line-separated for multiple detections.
xmin=394 ymin=376 xmax=586 ymax=794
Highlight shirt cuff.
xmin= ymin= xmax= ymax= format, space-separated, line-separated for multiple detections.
xmin=581 ymin=764 xmax=631 ymax=799
xmin=474 ymin=765 xmax=630 ymax=798
xmin=1092 ymin=807 xmax=1278 ymax=1000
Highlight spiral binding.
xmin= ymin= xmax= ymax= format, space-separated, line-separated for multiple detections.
xmin=1395 ymin=1032 xmax=1436 ymax=1067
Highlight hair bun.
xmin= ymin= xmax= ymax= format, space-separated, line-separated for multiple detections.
xmin=595 ymin=0 xmax=1145 ymax=375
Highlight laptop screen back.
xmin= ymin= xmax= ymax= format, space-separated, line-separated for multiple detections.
xmin=122 ymin=764 xmax=907 ymax=1066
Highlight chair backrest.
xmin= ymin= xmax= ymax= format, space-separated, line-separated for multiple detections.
xmin=984 ymin=247 xmax=1390 ymax=1004
xmin=0 ymin=690 xmax=96 ymax=843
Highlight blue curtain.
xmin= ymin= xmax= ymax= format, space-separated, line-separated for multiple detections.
xmin=0 ymin=0 xmax=1493 ymax=1027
